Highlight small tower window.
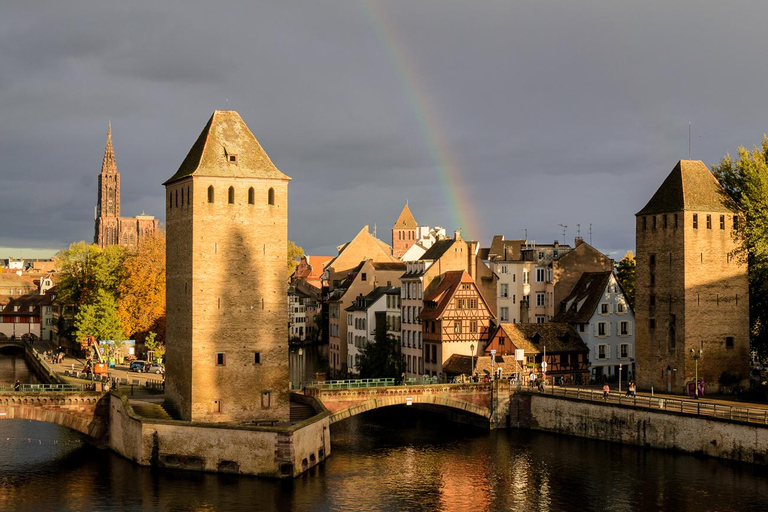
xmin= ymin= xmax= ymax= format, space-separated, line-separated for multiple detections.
xmin=175 ymin=190 xmax=178 ymax=208
xmin=229 ymin=154 xmax=238 ymax=163
xmin=248 ymin=187 xmax=255 ymax=205
xmin=208 ymin=185 xmax=215 ymax=203
xmin=693 ymin=214 xmax=698 ymax=229
xmin=268 ymin=188 xmax=275 ymax=205
xmin=181 ymin=187 xmax=184 ymax=206
xmin=228 ymin=186 xmax=235 ymax=204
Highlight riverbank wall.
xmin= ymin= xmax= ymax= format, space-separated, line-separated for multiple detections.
xmin=509 ymin=393 xmax=768 ymax=465
xmin=108 ymin=392 xmax=331 ymax=477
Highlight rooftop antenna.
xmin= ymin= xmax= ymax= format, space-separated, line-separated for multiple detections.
xmin=373 ymin=224 xmax=377 ymax=238
xmin=688 ymin=122 xmax=691 ymax=159
xmin=589 ymin=223 xmax=593 ymax=246
xmin=559 ymin=224 xmax=567 ymax=243
xmin=576 ymin=223 xmax=581 ymax=238
xmin=524 ymin=228 xmax=528 ymax=240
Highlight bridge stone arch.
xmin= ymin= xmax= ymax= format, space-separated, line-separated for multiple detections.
xmin=306 ymin=384 xmax=493 ymax=425
xmin=0 ymin=392 xmax=109 ymax=440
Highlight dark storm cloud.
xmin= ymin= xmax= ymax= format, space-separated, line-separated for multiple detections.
xmin=1 ymin=0 xmax=767 ymax=258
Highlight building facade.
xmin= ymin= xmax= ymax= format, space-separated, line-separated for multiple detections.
xmin=94 ymin=123 xmax=159 ymax=249
xmin=164 ymin=110 xmax=291 ymax=423
xmin=635 ymin=160 xmax=749 ymax=393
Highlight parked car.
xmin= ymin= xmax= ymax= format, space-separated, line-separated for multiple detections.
xmin=147 ymin=363 xmax=165 ymax=374
xmin=130 ymin=360 xmax=148 ymax=372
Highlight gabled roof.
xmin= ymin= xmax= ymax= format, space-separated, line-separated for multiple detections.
xmin=489 ymin=323 xmax=588 ymax=354
xmin=419 ymin=239 xmax=454 ymax=261
xmin=345 ymin=286 xmax=394 ymax=312
xmin=393 ymin=204 xmax=418 ymax=229
xmin=637 ymin=159 xmax=736 ymax=215
xmin=419 ymin=270 xmax=494 ymax=321
xmin=164 ymin=110 xmax=290 ymax=185
xmin=551 ymin=271 xmax=613 ymax=323
xmin=325 ymin=225 xmax=396 ymax=272
xmin=486 ymin=236 xmax=526 ymax=261
xmin=370 ymin=262 xmax=407 ymax=272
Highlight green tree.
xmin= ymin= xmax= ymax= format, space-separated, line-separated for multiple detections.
xmin=616 ymin=251 xmax=636 ymax=309
xmin=287 ymin=240 xmax=305 ymax=280
xmin=74 ymin=289 xmax=124 ymax=343
xmin=712 ymin=136 xmax=768 ymax=359
xmin=55 ymin=242 xmax=125 ymax=307
xmin=357 ymin=315 xmax=405 ymax=379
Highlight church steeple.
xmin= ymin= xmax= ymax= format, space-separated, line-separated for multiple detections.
xmin=101 ymin=122 xmax=117 ymax=174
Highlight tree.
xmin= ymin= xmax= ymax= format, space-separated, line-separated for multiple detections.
xmin=144 ymin=331 xmax=165 ymax=362
xmin=357 ymin=315 xmax=405 ymax=379
xmin=287 ymin=240 xmax=304 ymax=280
xmin=74 ymin=289 xmax=124 ymax=343
xmin=712 ymin=137 xmax=768 ymax=359
xmin=116 ymin=233 xmax=166 ymax=342
xmin=616 ymin=251 xmax=636 ymax=309
xmin=55 ymin=242 xmax=126 ymax=307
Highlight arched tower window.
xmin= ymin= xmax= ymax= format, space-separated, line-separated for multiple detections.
xmin=208 ymin=185 xmax=214 ymax=203
xmin=168 ymin=190 xmax=172 ymax=208
xmin=268 ymin=188 xmax=275 ymax=205
xmin=248 ymin=187 xmax=255 ymax=205
xmin=228 ymin=186 xmax=235 ymax=204
xmin=181 ymin=187 xmax=184 ymax=206
xmin=175 ymin=190 xmax=178 ymax=208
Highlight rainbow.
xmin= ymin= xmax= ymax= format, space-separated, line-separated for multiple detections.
xmin=359 ymin=1 xmax=481 ymax=241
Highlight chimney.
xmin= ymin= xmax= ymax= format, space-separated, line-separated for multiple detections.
xmin=454 ymin=229 xmax=462 ymax=241
xmin=575 ymin=237 xmax=584 ymax=247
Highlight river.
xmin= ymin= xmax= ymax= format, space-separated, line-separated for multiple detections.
xmin=1 ymin=348 xmax=766 ymax=511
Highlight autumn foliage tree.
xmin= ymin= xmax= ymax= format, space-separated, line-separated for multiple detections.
xmin=117 ymin=233 xmax=166 ymax=343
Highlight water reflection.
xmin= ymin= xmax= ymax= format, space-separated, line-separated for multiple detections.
xmin=0 ymin=348 xmax=39 ymax=386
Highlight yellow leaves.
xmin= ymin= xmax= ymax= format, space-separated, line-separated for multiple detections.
xmin=117 ymin=233 xmax=166 ymax=341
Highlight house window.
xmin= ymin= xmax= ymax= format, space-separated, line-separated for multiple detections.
xmin=620 ymin=321 xmax=629 ymax=335
xmin=228 ymin=186 xmax=235 ymax=204
xmin=598 ymin=322 xmax=607 ymax=337
xmin=208 ymin=185 xmax=214 ymax=203
xmin=470 ymin=321 xmax=477 ymax=333
xmin=536 ymin=315 xmax=545 ymax=324
xmin=733 ymin=216 xmax=739 ymax=230
xmin=500 ymin=307 xmax=509 ymax=322
xmin=726 ymin=336 xmax=734 ymax=349
xmin=536 ymin=268 xmax=546 ymax=282
xmin=500 ymin=284 xmax=509 ymax=298
xmin=469 ymin=299 xmax=478 ymax=309
xmin=248 ymin=187 xmax=255 ymax=205
xmin=620 ymin=344 xmax=629 ymax=358
xmin=268 ymin=188 xmax=275 ymax=205
xmin=720 ymin=215 xmax=725 ymax=230
xmin=523 ymin=270 xmax=529 ymax=285
xmin=501 ymin=265 xmax=508 ymax=274
xmin=706 ymin=214 xmax=712 ymax=229
xmin=454 ymin=321 xmax=462 ymax=334
xmin=598 ymin=345 xmax=607 ymax=359
xmin=579 ymin=323 xmax=585 ymax=333
xmin=254 ymin=352 xmax=261 ymax=364
xmin=693 ymin=214 xmax=698 ymax=229
xmin=601 ymin=303 xmax=609 ymax=314
xmin=361 ymin=273 xmax=367 ymax=282
xmin=536 ymin=292 xmax=545 ymax=307
xmin=216 ymin=353 xmax=226 ymax=366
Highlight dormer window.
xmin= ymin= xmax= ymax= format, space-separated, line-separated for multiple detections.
xmin=228 ymin=154 xmax=238 ymax=163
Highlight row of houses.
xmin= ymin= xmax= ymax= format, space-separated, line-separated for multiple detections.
xmin=0 ymin=263 xmax=59 ymax=342
xmin=290 ymin=204 xmax=636 ymax=384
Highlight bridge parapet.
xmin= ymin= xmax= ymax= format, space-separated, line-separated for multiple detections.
xmin=0 ymin=391 xmax=109 ymax=440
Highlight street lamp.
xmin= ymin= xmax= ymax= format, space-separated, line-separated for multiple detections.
xmin=690 ymin=348 xmax=703 ymax=399
xmin=470 ymin=344 xmax=475 ymax=380
xmin=298 ymin=348 xmax=304 ymax=389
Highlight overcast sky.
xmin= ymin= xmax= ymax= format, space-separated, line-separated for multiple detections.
xmin=1 ymin=1 xmax=766 ymax=260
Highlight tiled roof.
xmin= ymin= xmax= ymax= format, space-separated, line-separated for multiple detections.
xmin=344 ymin=286 xmax=394 ymax=312
xmin=637 ymin=160 xmax=736 ymax=215
xmin=419 ymin=271 xmax=494 ymax=321
xmin=370 ymin=262 xmax=407 ymax=271
xmin=551 ymin=271 xmax=613 ymax=324
xmin=486 ymin=236 xmax=526 ymax=261
xmin=393 ymin=204 xmax=418 ymax=229
xmin=443 ymin=354 xmax=473 ymax=375
xmin=489 ymin=323 xmax=588 ymax=354
xmin=164 ymin=110 xmax=290 ymax=185
xmin=419 ymin=239 xmax=454 ymax=261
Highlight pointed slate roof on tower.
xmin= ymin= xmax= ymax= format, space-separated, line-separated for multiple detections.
xmin=101 ymin=122 xmax=117 ymax=173
xmin=164 ymin=110 xmax=290 ymax=185
xmin=637 ymin=160 xmax=735 ymax=215
xmin=394 ymin=203 xmax=418 ymax=229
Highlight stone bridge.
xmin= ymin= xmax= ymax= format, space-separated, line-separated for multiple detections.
xmin=304 ymin=382 xmax=510 ymax=428
xmin=0 ymin=392 xmax=110 ymax=441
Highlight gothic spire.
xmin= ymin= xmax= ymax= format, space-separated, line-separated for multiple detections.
xmin=101 ymin=121 xmax=117 ymax=173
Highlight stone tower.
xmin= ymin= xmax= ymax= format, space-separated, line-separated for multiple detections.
xmin=95 ymin=123 xmax=121 ymax=248
xmin=392 ymin=203 xmax=418 ymax=258
xmin=635 ymin=160 xmax=749 ymax=393
xmin=164 ymin=110 xmax=291 ymax=423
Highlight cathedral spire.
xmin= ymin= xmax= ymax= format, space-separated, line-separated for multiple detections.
xmin=101 ymin=121 xmax=117 ymax=173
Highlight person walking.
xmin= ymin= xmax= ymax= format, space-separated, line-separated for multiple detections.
xmin=14 ymin=380 xmax=20 ymax=392
xmin=602 ymin=383 xmax=610 ymax=401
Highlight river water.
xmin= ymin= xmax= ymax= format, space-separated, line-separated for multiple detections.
xmin=1 ymin=349 xmax=766 ymax=511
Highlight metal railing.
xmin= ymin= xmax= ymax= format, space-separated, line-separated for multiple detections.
xmin=303 ymin=378 xmax=396 ymax=390
xmin=535 ymin=385 xmax=768 ymax=426
xmin=0 ymin=383 xmax=85 ymax=392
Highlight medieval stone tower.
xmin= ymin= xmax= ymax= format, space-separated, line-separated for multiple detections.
xmin=391 ymin=203 xmax=418 ymax=258
xmin=164 ymin=110 xmax=290 ymax=423
xmin=635 ymin=160 xmax=749 ymax=393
